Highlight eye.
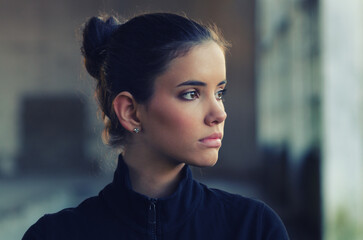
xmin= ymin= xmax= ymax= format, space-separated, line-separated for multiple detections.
xmin=181 ymin=90 xmax=200 ymax=100
xmin=215 ymin=89 xmax=227 ymax=100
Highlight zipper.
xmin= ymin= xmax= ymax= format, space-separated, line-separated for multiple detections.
xmin=148 ymin=198 xmax=157 ymax=240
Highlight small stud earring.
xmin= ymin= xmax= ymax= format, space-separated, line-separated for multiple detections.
xmin=133 ymin=128 xmax=140 ymax=133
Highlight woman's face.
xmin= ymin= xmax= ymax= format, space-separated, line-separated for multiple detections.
xmin=137 ymin=41 xmax=227 ymax=167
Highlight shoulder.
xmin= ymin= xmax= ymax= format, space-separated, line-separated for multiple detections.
xmin=22 ymin=208 xmax=80 ymax=240
xmin=199 ymin=182 xmax=263 ymax=212
xmin=22 ymin=196 xmax=104 ymax=240
xmin=198 ymin=183 xmax=289 ymax=239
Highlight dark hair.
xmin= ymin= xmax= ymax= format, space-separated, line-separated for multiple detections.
xmin=81 ymin=12 xmax=229 ymax=147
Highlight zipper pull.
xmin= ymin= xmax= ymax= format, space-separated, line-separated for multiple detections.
xmin=148 ymin=199 xmax=158 ymax=239
xmin=148 ymin=199 xmax=157 ymax=224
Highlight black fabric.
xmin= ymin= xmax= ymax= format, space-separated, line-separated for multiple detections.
xmin=23 ymin=155 xmax=289 ymax=240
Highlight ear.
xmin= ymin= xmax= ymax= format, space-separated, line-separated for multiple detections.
xmin=113 ymin=91 xmax=141 ymax=132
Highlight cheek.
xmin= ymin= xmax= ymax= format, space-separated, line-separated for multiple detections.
xmin=149 ymin=99 xmax=199 ymax=139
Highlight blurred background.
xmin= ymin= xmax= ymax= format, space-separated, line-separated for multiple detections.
xmin=0 ymin=0 xmax=362 ymax=239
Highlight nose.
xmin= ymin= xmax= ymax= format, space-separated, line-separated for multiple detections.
xmin=204 ymin=99 xmax=227 ymax=126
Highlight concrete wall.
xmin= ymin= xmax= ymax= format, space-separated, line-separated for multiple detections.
xmin=256 ymin=0 xmax=321 ymax=239
xmin=321 ymin=0 xmax=363 ymax=239
xmin=256 ymin=0 xmax=321 ymax=168
xmin=257 ymin=0 xmax=363 ymax=239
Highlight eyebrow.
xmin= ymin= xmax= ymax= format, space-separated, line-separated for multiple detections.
xmin=176 ymin=80 xmax=227 ymax=87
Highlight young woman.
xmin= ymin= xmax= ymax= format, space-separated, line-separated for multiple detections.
xmin=23 ymin=12 xmax=289 ymax=240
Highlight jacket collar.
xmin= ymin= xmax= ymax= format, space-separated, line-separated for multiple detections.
xmin=100 ymin=154 xmax=203 ymax=233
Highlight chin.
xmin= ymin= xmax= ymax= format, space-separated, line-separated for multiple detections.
xmin=190 ymin=156 xmax=219 ymax=168
xmin=198 ymin=161 xmax=218 ymax=168
xmin=177 ymin=149 xmax=220 ymax=167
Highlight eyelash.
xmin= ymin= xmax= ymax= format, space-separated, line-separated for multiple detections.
xmin=180 ymin=88 xmax=227 ymax=101
xmin=216 ymin=89 xmax=227 ymax=100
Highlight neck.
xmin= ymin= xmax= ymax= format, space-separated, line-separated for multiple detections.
xmin=122 ymin=145 xmax=185 ymax=199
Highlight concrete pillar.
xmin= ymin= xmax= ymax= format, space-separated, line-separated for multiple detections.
xmin=321 ymin=0 xmax=363 ymax=239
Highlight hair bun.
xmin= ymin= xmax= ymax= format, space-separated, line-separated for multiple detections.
xmin=81 ymin=16 xmax=119 ymax=79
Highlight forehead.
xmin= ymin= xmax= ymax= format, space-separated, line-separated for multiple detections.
xmin=154 ymin=41 xmax=226 ymax=88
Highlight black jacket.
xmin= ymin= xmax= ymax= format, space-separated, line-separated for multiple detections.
xmin=23 ymin=155 xmax=289 ymax=240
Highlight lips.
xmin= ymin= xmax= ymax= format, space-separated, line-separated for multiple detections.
xmin=199 ymin=133 xmax=223 ymax=148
